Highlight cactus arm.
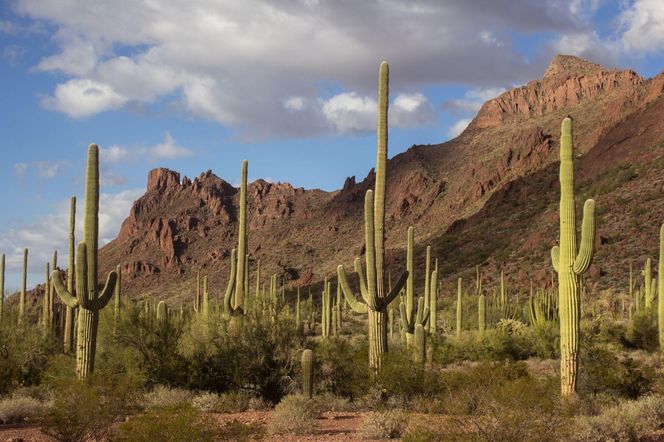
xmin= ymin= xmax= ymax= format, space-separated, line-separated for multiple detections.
xmin=364 ymin=190 xmax=379 ymax=310
xmin=399 ymin=301 xmax=411 ymax=332
xmin=92 ymin=271 xmax=118 ymax=310
xmin=551 ymin=246 xmax=560 ymax=273
xmin=51 ymin=270 xmax=79 ymax=309
xmin=224 ymin=248 xmax=237 ymax=313
xmin=380 ymin=270 xmax=408 ymax=309
xmin=572 ymin=199 xmax=596 ymax=275
xmin=337 ymin=264 xmax=369 ymax=314
xmin=353 ymin=257 xmax=370 ymax=305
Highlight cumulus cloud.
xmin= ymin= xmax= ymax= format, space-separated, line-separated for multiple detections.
xmin=13 ymin=0 xmax=587 ymax=137
xmin=41 ymin=78 xmax=128 ymax=118
xmin=618 ymin=0 xmax=664 ymax=54
xmin=551 ymin=31 xmax=617 ymax=66
xmin=445 ymin=87 xmax=507 ymax=113
xmin=99 ymin=133 xmax=193 ymax=165
xmin=447 ymin=118 xmax=471 ymax=138
xmin=0 ymin=189 xmax=142 ymax=287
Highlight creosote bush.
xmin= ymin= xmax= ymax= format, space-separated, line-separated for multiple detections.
xmin=0 ymin=395 xmax=47 ymax=424
xmin=358 ymin=410 xmax=407 ymax=440
xmin=268 ymin=395 xmax=319 ymax=435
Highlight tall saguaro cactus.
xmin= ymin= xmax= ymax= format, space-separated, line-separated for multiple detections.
xmin=337 ymin=62 xmax=408 ymax=372
xmin=645 ymin=258 xmax=653 ymax=311
xmin=400 ymin=227 xmax=429 ymax=346
xmin=551 ymin=117 xmax=596 ymax=397
xmin=456 ymin=278 xmax=463 ymax=339
xmin=64 ymin=196 xmax=76 ymax=353
xmin=19 ymin=248 xmax=27 ymax=323
xmin=53 ymin=144 xmax=118 ymax=379
xmin=659 ymin=224 xmax=664 ymax=356
xmin=301 ymin=349 xmax=314 ymax=399
xmin=224 ymin=160 xmax=248 ymax=315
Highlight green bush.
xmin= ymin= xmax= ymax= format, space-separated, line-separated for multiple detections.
xmin=113 ymin=404 xmax=221 ymax=442
xmin=143 ymin=385 xmax=194 ymax=409
xmin=623 ymin=313 xmax=658 ymax=352
xmin=358 ymin=410 xmax=407 ymax=440
xmin=374 ymin=351 xmax=441 ymax=407
xmin=314 ymin=339 xmax=370 ymax=400
xmin=0 ymin=395 xmax=47 ymax=424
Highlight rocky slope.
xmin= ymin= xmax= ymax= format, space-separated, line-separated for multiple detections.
xmin=98 ymin=55 xmax=664 ymax=304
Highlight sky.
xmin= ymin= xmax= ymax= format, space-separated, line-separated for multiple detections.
xmin=1 ymin=0 xmax=663 ymax=288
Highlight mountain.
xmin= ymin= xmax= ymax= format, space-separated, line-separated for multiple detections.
xmin=99 ymin=55 xmax=664 ymax=303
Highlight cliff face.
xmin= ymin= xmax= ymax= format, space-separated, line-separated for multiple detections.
xmin=99 ymin=55 xmax=664 ymax=301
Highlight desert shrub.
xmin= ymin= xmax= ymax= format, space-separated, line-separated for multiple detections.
xmin=143 ymin=385 xmax=194 ymax=409
xmin=192 ymin=391 xmax=256 ymax=413
xmin=112 ymin=305 xmax=188 ymax=386
xmin=315 ymin=339 xmax=370 ymax=400
xmin=0 ymin=395 xmax=47 ymax=424
xmin=218 ymin=419 xmax=265 ymax=441
xmin=189 ymin=314 xmax=303 ymax=403
xmin=267 ymin=395 xmax=318 ymax=435
xmin=40 ymin=372 xmax=138 ymax=442
xmin=113 ymin=404 xmax=220 ymax=442
xmin=0 ymin=323 xmax=60 ymax=394
xmin=358 ymin=410 xmax=407 ymax=440
xmin=623 ymin=313 xmax=658 ymax=351
xmin=374 ymin=351 xmax=442 ymax=407
xmin=578 ymin=337 xmax=654 ymax=399
xmin=572 ymin=395 xmax=664 ymax=442
xmin=312 ymin=393 xmax=355 ymax=412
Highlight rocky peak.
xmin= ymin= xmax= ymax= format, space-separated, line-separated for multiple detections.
xmin=469 ymin=55 xmax=643 ymax=130
xmin=147 ymin=168 xmax=181 ymax=192
xmin=543 ymin=54 xmax=603 ymax=79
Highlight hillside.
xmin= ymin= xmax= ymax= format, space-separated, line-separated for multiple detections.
xmin=98 ymin=54 xmax=664 ymax=303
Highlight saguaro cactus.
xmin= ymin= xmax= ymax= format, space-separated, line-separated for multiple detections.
xmin=224 ymin=160 xmax=248 ymax=315
xmin=400 ymin=227 xmax=429 ymax=346
xmin=321 ymin=278 xmax=332 ymax=338
xmin=301 ymin=349 xmax=314 ymax=398
xmin=337 ymin=62 xmax=408 ymax=372
xmin=19 ymin=248 xmax=27 ymax=323
xmin=414 ymin=323 xmax=426 ymax=364
xmin=0 ymin=254 xmax=4 ymax=321
xmin=430 ymin=261 xmax=438 ymax=334
xmin=64 ymin=196 xmax=76 ymax=353
xmin=53 ymin=144 xmax=118 ymax=379
xmin=659 ymin=224 xmax=664 ymax=356
xmin=478 ymin=294 xmax=486 ymax=337
xmin=551 ymin=117 xmax=596 ymax=397
xmin=157 ymin=301 xmax=168 ymax=323
xmin=456 ymin=278 xmax=463 ymax=339
xmin=114 ymin=264 xmax=121 ymax=322
xmin=645 ymin=258 xmax=653 ymax=312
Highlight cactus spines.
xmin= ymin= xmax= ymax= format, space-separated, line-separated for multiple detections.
xmin=551 ymin=117 xmax=596 ymax=397
xmin=64 ymin=196 xmax=76 ymax=353
xmin=301 ymin=349 xmax=314 ymax=399
xmin=478 ymin=294 xmax=486 ymax=337
xmin=19 ymin=248 xmax=27 ymax=323
xmin=52 ymin=144 xmax=118 ymax=379
xmin=659 ymin=224 xmax=664 ymax=355
xmin=456 ymin=278 xmax=463 ymax=339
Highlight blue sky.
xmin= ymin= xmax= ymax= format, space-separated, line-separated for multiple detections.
xmin=1 ymin=0 xmax=663 ymax=288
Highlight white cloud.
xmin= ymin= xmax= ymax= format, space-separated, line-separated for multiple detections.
xmin=392 ymin=93 xmax=436 ymax=127
xmin=446 ymin=87 xmax=507 ymax=113
xmin=14 ymin=161 xmax=68 ymax=179
xmin=322 ymin=92 xmax=376 ymax=133
xmin=447 ymin=118 xmax=471 ymax=138
xmin=42 ymin=78 xmax=128 ymax=118
xmin=551 ymin=31 xmax=616 ymax=65
xmin=14 ymin=0 xmax=583 ymax=137
xmin=100 ymin=145 xmax=130 ymax=164
xmin=148 ymin=133 xmax=192 ymax=160
xmin=0 ymin=189 xmax=142 ymax=287
xmin=618 ymin=0 xmax=664 ymax=53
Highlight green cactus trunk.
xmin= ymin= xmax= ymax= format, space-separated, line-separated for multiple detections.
xmin=414 ymin=323 xmax=425 ymax=364
xmin=114 ymin=265 xmax=121 ymax=322
xmin=19 ymin=248 xmax=27 ymax=324
xmin=659 ymin=225 xmax=664 ymax=357
xmin=478 ymin=294 xmax=486 ymax=337
xmin=52 ymin=144 xmax=118 ymax=379
xmin=645 ymin=258 xmax=653 ymax=312
xmin=456 ymin=278 xmax=463 ymax=339
xmin=551 ymin=117 xmax=596 ymax=397
xmin=43 ymin=263 xmax=50 ymax=333
xmin=430 ymin=262 xmax=438 ymax=334
xmin=234 ymin=161 xmax=248 ymax=313
xmin=64 ymin=196 xmax=76 ymax=353
xmin=400 ymin=227 xmax=429 ymax=347
xmin=157 ymin=301 xmax=168 ymax=323
xmin=337 ymin=62 xmax=408 ymax=372
xmin=49 ymin=251 xmax=57 ymax=329
xmin=301 ymin=349 xmax=314 ymax=399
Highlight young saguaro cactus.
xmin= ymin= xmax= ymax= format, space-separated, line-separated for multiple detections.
xmin=456 ymin=278 xmax=463 ymax=339
xmin=19 ymin=248 xmax=27 ymax=323
xmin=301 ymin=349 xmax=314 ymax=399
xmin=644 ymin=258 xmax=653 ymax=311
xmin=659 ymin=224 xmax=664 ymax=356
xmin=478 ymin=293 xmax=486 ymax=337
xmin=52 ymin=144 xmax=118 ymax=379
xmin=400 ymin=227 xmax=430 ymax=346
xmin=551 ymin=117 xmax=596 ymax=397
xmin=224 ymin=160 xmax=248 ymax=315
xmin=64 ymin=197 xmax=76 ymax=353
xmin=337 ymin=62 xmax=408 ymax=372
